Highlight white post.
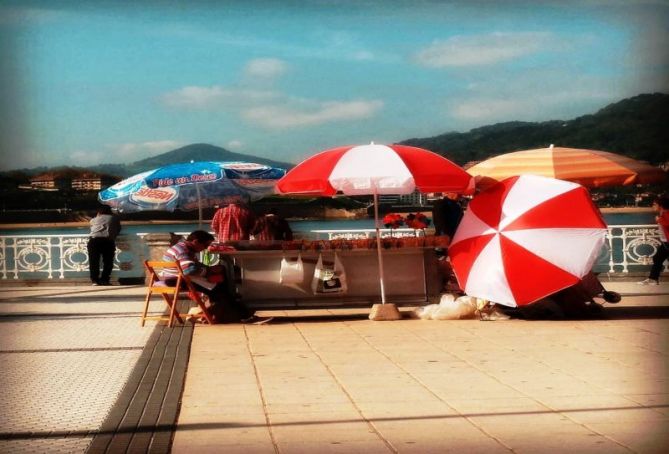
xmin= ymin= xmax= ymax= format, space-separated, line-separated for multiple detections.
xmin=373 ymin=191 xmax=387 ymax=304
xmin=195 ymin=183 xmax=203 ymax=229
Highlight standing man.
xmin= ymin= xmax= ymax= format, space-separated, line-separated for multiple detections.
xmin=211 ymin=202 xmax=256 ymax=305
xmin=211 ymin=202 xmax=256 ymax=243
xmin=251 ymin=209 xmax=293 ymax=241
xmin=88 ymin=205 xmax=121 ymax=286
xmin=639 ymin=196 xmax=669 ymax=285
xmin=432 ymin=192 xmax=464 ymax=239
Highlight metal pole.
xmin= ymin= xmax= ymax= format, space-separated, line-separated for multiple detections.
xmin=195 ymin=183 xmax=202 ymax=229
xmin=373 ymin=191 xmax=387 ymax=304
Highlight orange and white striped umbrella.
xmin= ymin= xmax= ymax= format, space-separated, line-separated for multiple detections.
xmin=468 ymin=145 xmax=666 ymax=190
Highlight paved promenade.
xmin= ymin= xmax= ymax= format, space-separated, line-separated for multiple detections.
xmin=0 ymin=280 xmax=667 ymax=453
xmin=173 ymin=281 xmax=669 ymax=453
xmin=0 ymin=285 xmax=161 ymax=453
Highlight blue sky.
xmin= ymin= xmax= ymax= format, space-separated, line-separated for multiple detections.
xmin=1 ymin=0 xmax=667 ymax=171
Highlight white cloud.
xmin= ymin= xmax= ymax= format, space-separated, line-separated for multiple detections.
xmin=413 ymin=32 xmax=551 ymax=67
xmin=63 ymin=141 xmax=181 ymax=167
xmin=161 ymin=84 xmax=383 ymax=130
xmin=450 ymin=89 xmax=613 ymax=123
xmin=242 ymin=99 xmax=384 ymax=129
xmin=0 ymin=7 xmax=66 ymax=25
xmin=244 ymin=58 xmax=288 ymax=79
xmin=108 ymin=140 xmax=183 ymax=160
xmin=161 ymin=86 xmax=279 ymax=110
xmin=226 ymin=140 xmax=244 ymax=150
xmin=69 ymin=150 xmax=105 ymax=166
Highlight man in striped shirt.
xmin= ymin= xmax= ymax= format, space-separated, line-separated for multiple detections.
xmin=161 ymin=230 xmax=254 ymax=322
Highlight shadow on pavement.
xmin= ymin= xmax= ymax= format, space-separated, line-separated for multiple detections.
xmin=3 ymin=403 xmax=668 ymax=440
xmin=603 ymin=306 xmax=669 ymax=320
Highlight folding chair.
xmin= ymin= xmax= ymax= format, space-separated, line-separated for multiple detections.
xmin=141 ymin=260 xmax=215 ymax=327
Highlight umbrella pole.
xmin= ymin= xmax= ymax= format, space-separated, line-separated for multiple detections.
xmin=369 ymin=191 xmax=401 ymax=321
xmin=373 ymin=191 xmax=387 ymax=304
xmin=195 ymin=183 xmax=203 ymax=229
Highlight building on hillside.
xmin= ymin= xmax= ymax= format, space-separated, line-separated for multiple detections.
xmin=28 ymin=171 xmax=119 ymax=192
xmin=28 ymin=173 xmax=70 ymax=190
xmin=71 ymin=172 xmax=117 ymax=191
xmin=379 ymin=190 xmax=429 ymax=207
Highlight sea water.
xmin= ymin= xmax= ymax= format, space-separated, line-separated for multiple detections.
xmin=0 ymin=212 xmax=656 ymax=237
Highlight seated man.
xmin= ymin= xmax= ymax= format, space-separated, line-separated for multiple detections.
xmin=161 ymin=230 xmax=255 ymax=323
xmin=504 ymin=272 xmax=621 ymax=320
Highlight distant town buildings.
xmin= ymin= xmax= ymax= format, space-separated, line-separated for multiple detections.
xmin=21 ymin=170 xmax=119 ymax=192
xmin=378 ymin=190 xmax=438 ymax=207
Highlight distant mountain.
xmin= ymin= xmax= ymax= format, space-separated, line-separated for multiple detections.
xmin=400 ymin=92 xmax=669 ymax=165
xmin=3 ymin=93 xmax=667 ymax=180
xmin=89 ymin=143 xmax=295 ymax=178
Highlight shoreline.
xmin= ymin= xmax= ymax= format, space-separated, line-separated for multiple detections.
xmin=598 ymin=207 xmax=653 ymax=213
xmin=0 ymin=206 xmax=653 ymax=230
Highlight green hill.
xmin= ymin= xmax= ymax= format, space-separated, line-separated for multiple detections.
xmin=400 ymin=93 xmax=669 ymax=165
xmin=90 ymin=143 xmax=295 ymax=178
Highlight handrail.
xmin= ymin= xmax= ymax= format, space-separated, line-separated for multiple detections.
xmin=0 ymin=224 xmax=666 ymax=280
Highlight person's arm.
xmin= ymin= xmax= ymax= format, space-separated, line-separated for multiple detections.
xmin=658 ymin=211 xmax=669 ymax=226
xmin=179 ymin=258 xmax=206 ymax=276
xmin=111 ymin=216 xmax=121 ymax=237
xmin=211 ymin=209 xmax=220 ymax=232
xmin=167 ymin=244 xmax=206 ymax=276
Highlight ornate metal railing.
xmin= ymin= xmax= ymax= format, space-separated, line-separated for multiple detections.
xmin=602 ymin=224 xmax=668 ymax=274
xmin=0 ymin=234 xmax=145 ymax=280
xmin=0 ymin=225 xmax=666 ymax=280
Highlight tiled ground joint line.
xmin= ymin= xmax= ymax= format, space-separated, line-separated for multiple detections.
xmin=342 ymin=322 xmax=514 ymax=452
xmin=244 ymin=324 xmax=281 ymax=454
xmin=406 ymin=323 xmax=638 ymax=452
xmin=292 ymin=322 xmax=399 ymax=454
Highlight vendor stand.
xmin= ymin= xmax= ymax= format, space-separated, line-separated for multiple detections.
xmin=209 ymin=236 xmax=448 ymax=310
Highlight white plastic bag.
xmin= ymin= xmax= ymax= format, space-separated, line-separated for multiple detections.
xmin=430 ymin=294 xmax=477 ymax=320
xmin=279 ymin=254 xmax=304 ymax=285
xmin=311 ymin=253 xmax=347 ymax=294
xmin=415 ymin=304 xmax=439 ymax=320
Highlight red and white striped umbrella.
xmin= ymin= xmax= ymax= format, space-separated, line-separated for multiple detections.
xmin=277 ymin=143 xmax=473 ymax=304
xmin=449 ymin=175 xmax=607 ymax=307
xmin=276 ymin=143 xmax=474 ymax=196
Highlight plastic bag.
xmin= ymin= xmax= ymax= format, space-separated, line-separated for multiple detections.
xmin=279 ymin=254 xmax=304 ymax=285
xmin=415 ymin=304 xmax=439 ymax=320
xmin=311 ymin=253 xmax=347 ymax=294
xmin=415 ymin=294 xmax=477 ymax=320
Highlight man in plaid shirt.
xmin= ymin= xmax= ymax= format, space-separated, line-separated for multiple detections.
xmin=211 ymin=202 xmax=256 ymax=243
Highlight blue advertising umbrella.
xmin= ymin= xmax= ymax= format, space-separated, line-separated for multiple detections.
xmin=99 ymin=161 xmax=286 ymax=225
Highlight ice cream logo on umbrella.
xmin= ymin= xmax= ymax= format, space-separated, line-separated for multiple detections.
xmin=224 ymin=163 xmax=267 ymax=171
xmin=129 ymin=186 xmax=178 ymax=205
xmin=150 ymin=171 xmax=218 ymax=187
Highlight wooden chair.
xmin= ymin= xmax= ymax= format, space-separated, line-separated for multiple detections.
xmin=141 ymin=260 xmax=215 ymax=327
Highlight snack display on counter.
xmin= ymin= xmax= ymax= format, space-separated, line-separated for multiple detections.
xmin=208 ymin=235 xmax=451 ymax=253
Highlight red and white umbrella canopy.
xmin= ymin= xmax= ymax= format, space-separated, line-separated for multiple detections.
xmin=276 ymin=143 xmax=474 ymax=196
xmin=449 ymin=175 xmax=607 ymax=307
xmin=277 ymin=143 xmax=473 ymax=306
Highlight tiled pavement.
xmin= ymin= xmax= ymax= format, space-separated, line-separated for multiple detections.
xmin=0 ymin=286 xmax=160 ymax=453
xmin=173 ymin=281 xmax=669 ymax=454
xmin=1 ymin=281 xmax=668 ymax=453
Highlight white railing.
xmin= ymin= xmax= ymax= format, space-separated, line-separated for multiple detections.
xmin=0 ymin=225 xmax=666 ymax=280
xmin=0 ymin=234 xmax=144 ymax=280
xmin=604 ymin=224 xmax=668 ymax=273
